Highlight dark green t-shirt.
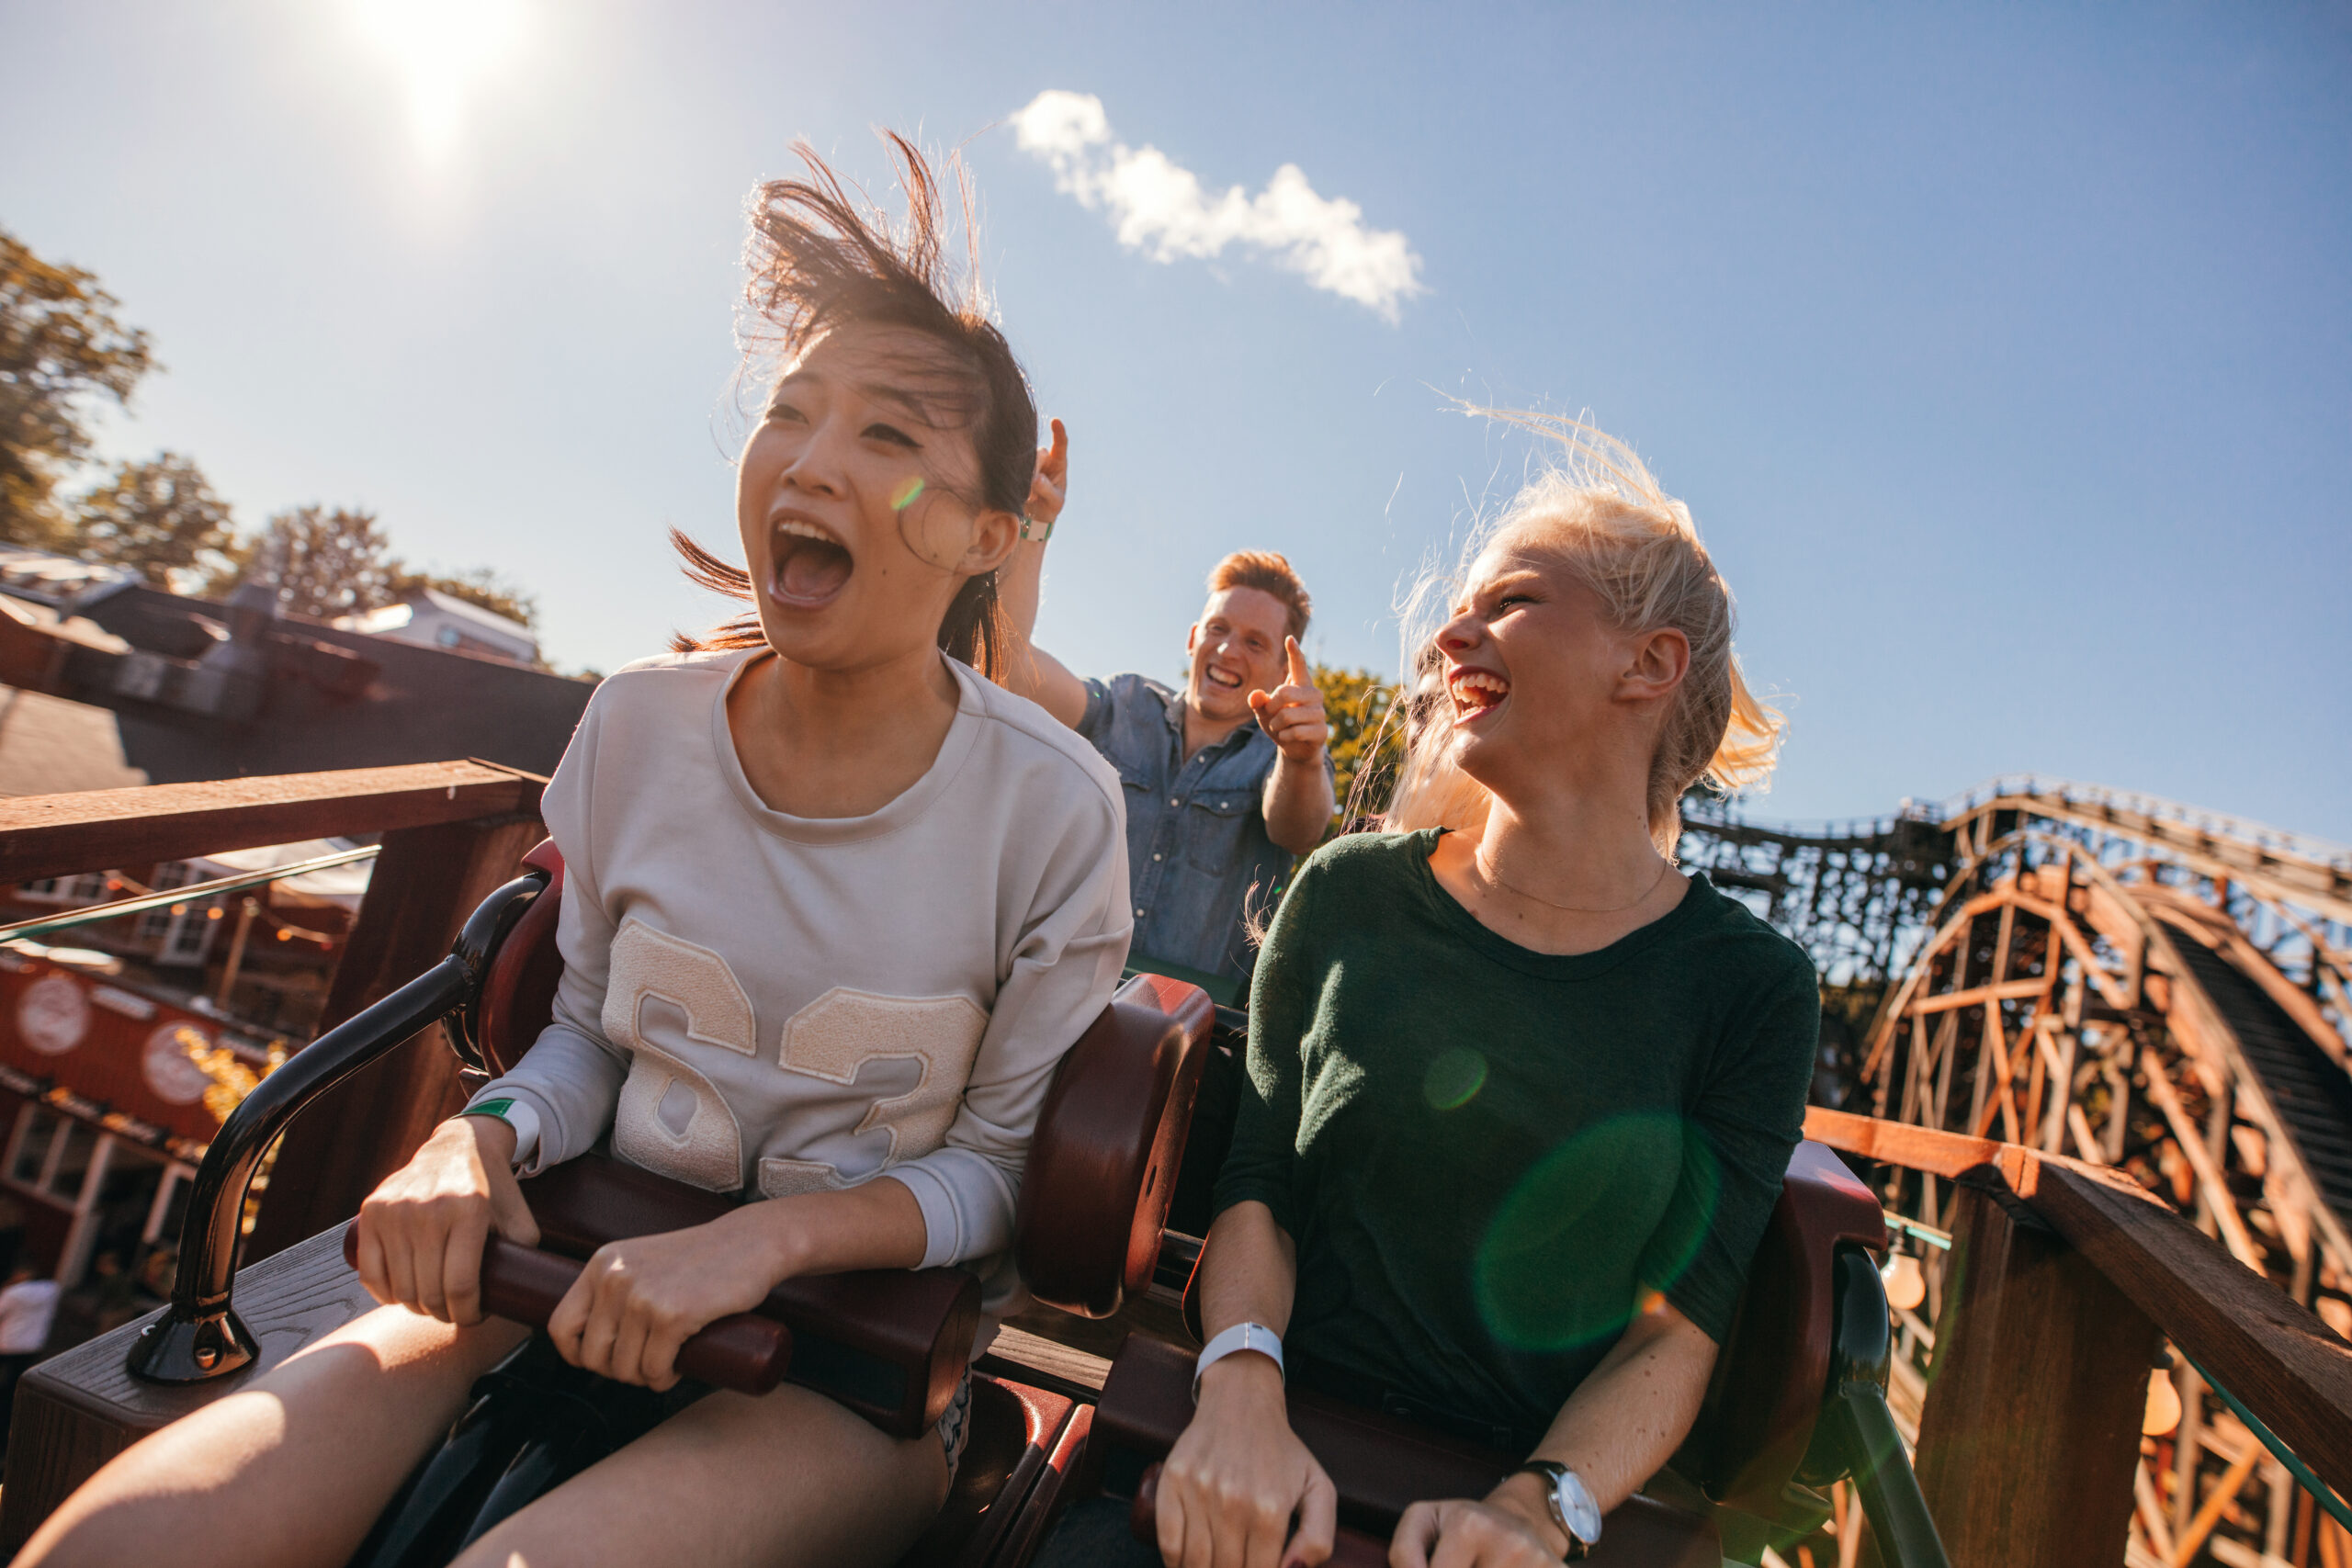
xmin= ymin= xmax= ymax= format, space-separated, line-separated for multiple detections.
xmin=1211 ymin=829 xmax=1819 ymax=1438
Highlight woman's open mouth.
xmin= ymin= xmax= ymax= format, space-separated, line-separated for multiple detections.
xmin=767 ymin=516 xmax=854 ymax=610
xmin=1448 ymin=667 xmax=1510 ymax=722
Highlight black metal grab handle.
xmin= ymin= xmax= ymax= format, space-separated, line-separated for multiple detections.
xmin=1833 ymin=1380 xmax=1948 ymax=1568
xmin=1802 ymin=1247 xmax=1952 ymax=1568
xmin=127 ymin=871 xmax=548 ymax=1384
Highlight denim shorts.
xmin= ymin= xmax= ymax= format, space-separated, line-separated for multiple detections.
xmin=937 ymin=1371 xmax=974 ymax=1479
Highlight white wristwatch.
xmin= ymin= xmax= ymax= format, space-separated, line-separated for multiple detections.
xmin=1514 ymin=1461 xmax=1601 ymax=1560
xmin=1193 ymin=1322 xmax=1284 ymax=1403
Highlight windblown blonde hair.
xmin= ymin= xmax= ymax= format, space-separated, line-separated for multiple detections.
xmin=1379 ymin=413 xmax=1783 ymax=855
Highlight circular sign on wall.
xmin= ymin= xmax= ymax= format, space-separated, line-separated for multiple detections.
xmin=17 ymin=975 xmax=91 ymax=1055
xmin=142 ymin=1021 xmax=217 ymax=1106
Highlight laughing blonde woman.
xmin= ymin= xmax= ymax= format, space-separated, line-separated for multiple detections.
xmin=1075 ymin=418 xmax=1817 ymax=1568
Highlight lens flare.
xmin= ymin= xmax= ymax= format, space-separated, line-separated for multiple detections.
xmin=1474 ymin=1113 xmax=1720 ymax=1352
xmin=891 ymin=477 xmax=926 ymax=512
xmin=1422 ymin=1048 xmax=1487 ymax=1111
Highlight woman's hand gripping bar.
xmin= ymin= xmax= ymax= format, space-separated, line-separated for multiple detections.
xmin=341 ymin=1224 xmax=792 ymax=1395
xmin=1132 ymin=1462 xmax=1390 ymax=1568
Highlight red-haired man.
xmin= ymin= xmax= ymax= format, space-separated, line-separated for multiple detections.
xmin=1003 ymin=423 xmax=1332 ymax=999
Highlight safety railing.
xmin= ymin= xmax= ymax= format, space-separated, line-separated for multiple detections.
xmin=0 ymin=842 xmax=383 ymax=945
xmin=1805 ymin=1106 xmax=2352 ymax=1566
xmin=0 ymin=761 xmax=548 ymax=1258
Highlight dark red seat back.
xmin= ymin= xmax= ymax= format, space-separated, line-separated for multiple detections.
xmin=1014 ymin=973 xmax=1215 ymax=1318
xmin=473 ymin=838 xmax=567 ymax=1077
xmin=1679 ymin=1140 xmax=1888 ymax=1511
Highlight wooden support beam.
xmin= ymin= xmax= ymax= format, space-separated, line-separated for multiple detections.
xmin=2134 ymin=1458 xmax=2177 ymax=1562
xmin=1913 ymin=1182 xmax=2160 ymax=1568
xmin=2138 ymin=1047 xmax=2264 ymax=1269
xmin=1930 ymin=1010 xmax=1962 ymax=1130
xmin=243 ymin=813 xmax=546 ymax=1260
xmin=2170 ymin=1438 xmax=2264 ymax=1567
xmin=2022 ymin=1015 xmax=2049 ymax=1149
xmin=1806 ymin=1108 xmax=2007 ymax=1180
xmin=2068 ymin=1104 xmax=2106 ymax=1165
xmin=0 ymin=761 xmax=543 ymax=882
xmin=2037 ymin=1020 xmax=2076 ymax=1154
xmin=1969 ymin=1006 xmax=2023 ymax=1145
xmin=1905 ymin=977 xmax=2053 ymax=1015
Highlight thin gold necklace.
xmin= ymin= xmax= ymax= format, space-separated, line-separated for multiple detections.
xmin=1472 ymin=845 xmax=1676 ymax=914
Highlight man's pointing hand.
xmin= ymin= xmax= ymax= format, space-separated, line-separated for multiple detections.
xmin=1250 ymin=637 xmax=1329 ymax=764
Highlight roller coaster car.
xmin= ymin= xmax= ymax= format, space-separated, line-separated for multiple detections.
xmin=31 ymin=841 xmax=1946 ymax=1568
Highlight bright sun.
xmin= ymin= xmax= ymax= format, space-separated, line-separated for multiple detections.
xmin=350 ymin=0 xmax=529 ymax=161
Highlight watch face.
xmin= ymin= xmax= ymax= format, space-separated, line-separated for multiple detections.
xmin=1555 ymin=1471 xmax=1602 ymax=1543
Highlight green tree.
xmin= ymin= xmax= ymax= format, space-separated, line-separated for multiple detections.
xmin=219 ymin=504 xmax=401 ymax=620
xmin=388 ymin=564 xmax=538 ymax=630
xmin=75 ymin=452 xmax=236 ymax=590
xmin=0 ymin=229 xmax=155 ymax=551
xmin=1314 ymin=663 xmax=1405 ymax=837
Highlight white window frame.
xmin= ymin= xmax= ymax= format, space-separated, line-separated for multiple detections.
xmin=15 ymin=873 xmax=108 ymax=908
xmin=143 ymin=1160 xmax=197 ymax=1246
xmin=138 ymin=862 xmax=220 ymax=967
xmin=1 ymin=1101 xmax=42 ymax=1188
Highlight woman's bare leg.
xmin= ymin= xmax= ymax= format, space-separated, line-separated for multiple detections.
xmin=451 ymin=1382 xmax=953 ymax=1568
xmin=19 ymin=1305 xmax=527 ymax=1568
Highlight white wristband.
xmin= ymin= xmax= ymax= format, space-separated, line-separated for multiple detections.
xmin=1193 ymin=1322 xmax=1284 ymax=1403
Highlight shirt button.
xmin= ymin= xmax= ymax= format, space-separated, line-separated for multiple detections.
xmin=1135 ymin=908 xmax=1147 ymax=919
xmin=1169 ymin=797 xmax=1180 ymax=807
xmin=1152 ymin=852 xmax=1162 ymax=861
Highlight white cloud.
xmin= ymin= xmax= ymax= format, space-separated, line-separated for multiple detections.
xmin=1011 ymin=90 xmax=1424 ymax=324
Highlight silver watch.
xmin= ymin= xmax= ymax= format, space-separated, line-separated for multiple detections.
xmin=1513 ymin=1461 xmax=1601 ymax=1560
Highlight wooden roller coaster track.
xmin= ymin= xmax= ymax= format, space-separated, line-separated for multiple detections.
xmin=1681 ymin=778 xmax=2352 ymax=1567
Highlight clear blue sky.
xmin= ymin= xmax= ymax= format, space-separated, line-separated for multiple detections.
xmin=5 ymin=1 xmax=2346 ymax=839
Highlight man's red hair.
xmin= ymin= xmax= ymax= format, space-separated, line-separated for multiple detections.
xmin=1207 ymin=550 xmax=1312 ymax=642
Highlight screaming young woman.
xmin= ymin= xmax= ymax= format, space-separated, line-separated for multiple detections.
xmin=1046 ymin=418 xmax=1815 ymax=1568
xmin=24 ymin=139 xmax=1130 ymax=1568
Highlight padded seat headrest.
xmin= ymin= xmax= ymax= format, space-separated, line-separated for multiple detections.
xmin=1013 ymin=974 xmax=1215 ymax=1319
xmin=1682 ymin=1140 xmax=1887 ymax=1509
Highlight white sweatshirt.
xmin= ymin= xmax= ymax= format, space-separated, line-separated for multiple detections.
xmin=467 ymin=649 xmax=1131 ymax=1312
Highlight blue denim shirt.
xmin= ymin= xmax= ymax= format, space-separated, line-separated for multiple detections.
xmin=1078 ymin=673 xmax=1322 ymax=989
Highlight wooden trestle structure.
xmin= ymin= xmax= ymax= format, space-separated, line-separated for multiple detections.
xmin=1686 ymin=779 xmax=2352 ymax=1568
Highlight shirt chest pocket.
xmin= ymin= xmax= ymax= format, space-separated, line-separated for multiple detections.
xmin=1114 ymin=761 xmax=1163 ymax=822
xmin=1182 ymin=790 xmax=1257 ymax=872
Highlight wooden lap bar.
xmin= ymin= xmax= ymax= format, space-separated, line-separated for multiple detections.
xmin=521 ymin=1154 xmax=978 ymax=1434
xmin=1087 ymin=1335 xmax=1721 ymax=1566
xmin=334 ymin=1224 xmax=796 ymax=1397
xmin=1131 ymin=1466 xmax=1390 ymax=1568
